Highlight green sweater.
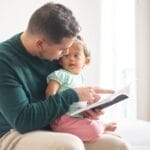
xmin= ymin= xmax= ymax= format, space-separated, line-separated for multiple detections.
xmin=0 ymin=33 xmax=79 ymax=136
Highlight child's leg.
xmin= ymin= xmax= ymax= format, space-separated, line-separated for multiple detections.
xmin=51 ymin=115 xmax=103 ymax=142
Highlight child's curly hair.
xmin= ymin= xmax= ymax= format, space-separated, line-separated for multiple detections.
xmin=75 ymin=35 xmax=90 ymax=58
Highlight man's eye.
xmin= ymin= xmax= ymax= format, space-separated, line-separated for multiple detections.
xmin=64 ymin=54 xmax=69 ymax=57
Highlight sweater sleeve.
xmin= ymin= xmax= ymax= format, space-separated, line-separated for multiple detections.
xmin=0 ymin=61 xmax=79 ymax=133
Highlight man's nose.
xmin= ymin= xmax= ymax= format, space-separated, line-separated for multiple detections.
xmin=63 ymin=49 xmax=69 ymax=55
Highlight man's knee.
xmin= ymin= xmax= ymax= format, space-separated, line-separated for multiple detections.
xmin=118 ymin=140 xmax=132 ymax=150
xmin=59 ymin=133 xmax=85 ymax=150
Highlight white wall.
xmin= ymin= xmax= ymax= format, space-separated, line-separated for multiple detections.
xmin=0 ymin=0 xmax=101 ymax=86
xmin=136 ymin=0 xmax=150 ymax=121
xmin=2 ymin=0 xmax=149 ymax=121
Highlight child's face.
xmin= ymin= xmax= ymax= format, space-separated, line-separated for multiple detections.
xmin=60 ymin=43 xmax=88 ymax=74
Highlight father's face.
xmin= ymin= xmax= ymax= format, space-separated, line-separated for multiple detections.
xmin=38 ymin=37 xmax=74 ymax=61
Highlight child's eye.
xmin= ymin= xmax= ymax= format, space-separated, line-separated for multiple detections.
xmin=75 ymin=54 xmax=80 ymax=58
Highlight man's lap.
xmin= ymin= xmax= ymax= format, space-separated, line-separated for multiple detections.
xmin=0 ymin=130 xmax=131 ymax=150
xmin=0 ymin=130 xmax=84 ymax=150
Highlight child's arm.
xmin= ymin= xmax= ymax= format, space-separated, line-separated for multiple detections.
xmin=45 ymin=80 xmax=60 ymax=99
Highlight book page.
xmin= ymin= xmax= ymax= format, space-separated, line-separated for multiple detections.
xmin=70 ymin=84 xmax=130 ymax=116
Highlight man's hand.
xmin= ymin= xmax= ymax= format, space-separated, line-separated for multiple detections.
xmin=74 ymin=87 xmax=114 ymax=119
xmin=83 ymin=109 xmax=105 ymax=120
xmin=74 ymin=87 xmax=114 ymax=104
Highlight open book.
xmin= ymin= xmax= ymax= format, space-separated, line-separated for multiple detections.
xmin=70 ymin=85 xmax=130 ymax=116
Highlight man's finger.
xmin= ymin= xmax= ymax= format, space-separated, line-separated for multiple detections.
xmin=93 ymin=87 xmax=115 ymax=94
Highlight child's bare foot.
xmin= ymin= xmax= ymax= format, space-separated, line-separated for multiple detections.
xmin=104 ymin=131 xmax=122 ymax=138
xmin=105 ymin=122 xmax=117 ymax=132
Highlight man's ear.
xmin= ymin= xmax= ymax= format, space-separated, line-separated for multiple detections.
xmin=36 ymin=39 xmax=44 ymax=48
xmin=85 ymin=57 xmax=91 ymax=65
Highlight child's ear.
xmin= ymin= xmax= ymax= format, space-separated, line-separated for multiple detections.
xmin=85 ymin=57 xmax=91 ymax=65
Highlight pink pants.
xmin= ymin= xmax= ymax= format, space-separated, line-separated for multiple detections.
xmin=51 ymin=115 xmax=104 ymax=142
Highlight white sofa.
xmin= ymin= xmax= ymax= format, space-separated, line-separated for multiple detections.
xmin=117 ymin=119 xmax=150 ymax=150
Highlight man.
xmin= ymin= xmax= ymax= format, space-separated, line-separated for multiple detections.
xmin=0 ymin=2 xmax=131 ymax=150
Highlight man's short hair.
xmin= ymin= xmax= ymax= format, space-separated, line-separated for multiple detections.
xmin=27 ymin=2 xmax=80 ymax=43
